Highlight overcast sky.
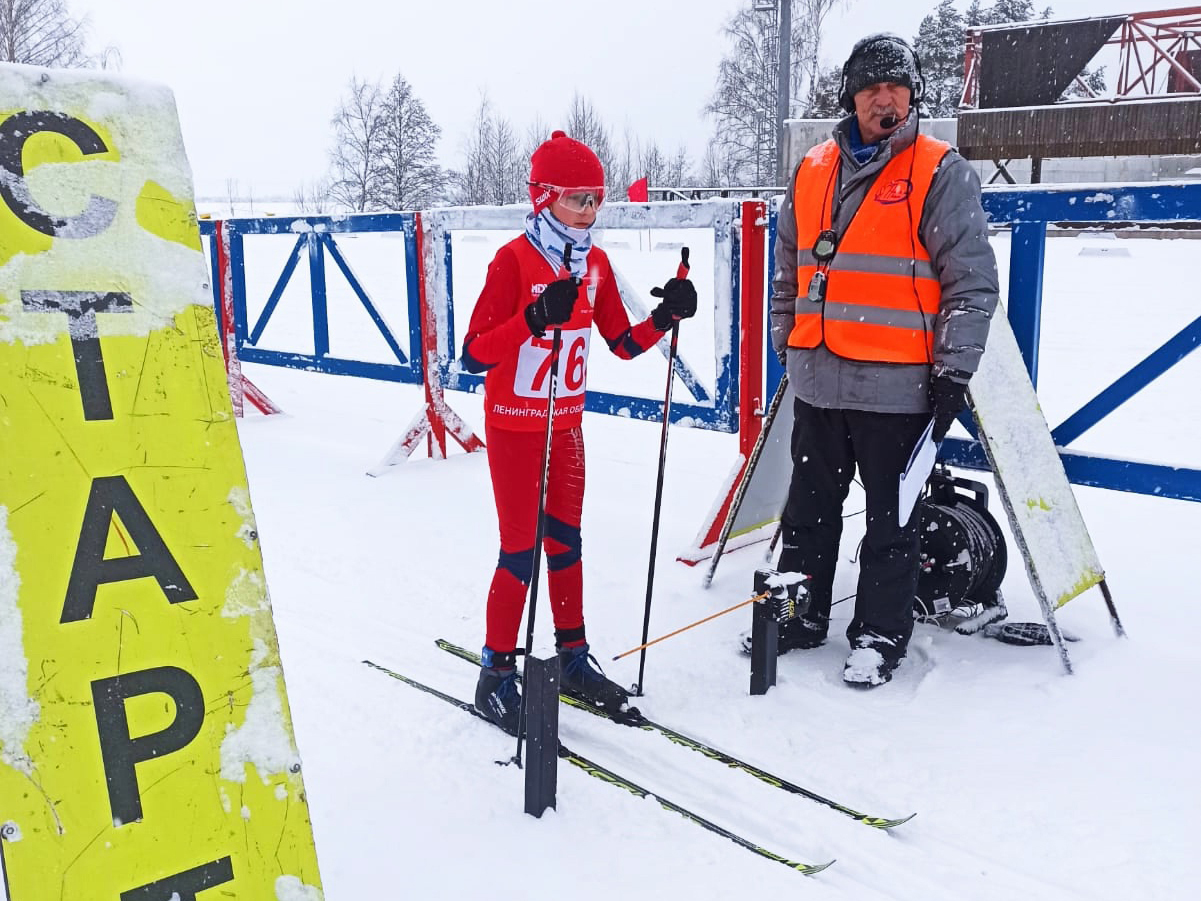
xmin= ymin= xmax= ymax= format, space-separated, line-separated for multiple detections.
xmin=79 ymin=0 xmax=1169 ymax=199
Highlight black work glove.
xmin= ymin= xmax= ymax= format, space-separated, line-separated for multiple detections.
xmin=650 ymin=277 xmax=698 ymax=331
xmin=525 ymin=278 xmax=578 ymax=336
xmin=929 ymin=370 xmax=971 ymax=443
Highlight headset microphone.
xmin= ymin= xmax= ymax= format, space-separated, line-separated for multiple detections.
xmin=880 ymin=115 xmax=899 ymax=129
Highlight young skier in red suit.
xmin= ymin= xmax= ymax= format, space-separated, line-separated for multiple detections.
xmin=461 ymin=130 xmax=697 ymax=733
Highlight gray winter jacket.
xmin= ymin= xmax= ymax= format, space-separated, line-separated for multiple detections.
xmin=770 ymin=113 xmax=999 ymax=413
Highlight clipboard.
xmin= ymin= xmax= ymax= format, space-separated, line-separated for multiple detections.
xmin=898 ymin=417 xmax=937 ymax=527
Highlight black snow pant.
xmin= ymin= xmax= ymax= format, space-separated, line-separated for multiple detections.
xmin=777 ymin=398 xmax=931 ymax=650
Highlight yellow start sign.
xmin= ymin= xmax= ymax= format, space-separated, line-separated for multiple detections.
xmin=0 ymin=67 xmax=323 ymax=898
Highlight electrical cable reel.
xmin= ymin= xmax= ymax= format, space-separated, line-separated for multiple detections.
xmin=915 ymin=465 xmax=1008 ymax=631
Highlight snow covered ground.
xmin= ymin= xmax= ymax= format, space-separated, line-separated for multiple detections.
xmin=233 ymin=232 xmax=1199 ymax=900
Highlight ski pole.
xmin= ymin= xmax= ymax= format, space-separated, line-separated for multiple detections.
xmin=633 ymin=246 xmax=690 ymax=696
xmin=512 ymin=243 xmax=574 ymax=768
xmin=765 ymin=521 xmax=784 ymax=562
xmin=616 ymin=591 xmax=771 ymax=661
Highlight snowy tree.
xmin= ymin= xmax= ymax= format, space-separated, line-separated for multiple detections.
xmin=373 ymin=74 xmax=445 ymax=211
xmin=637 ymin=142 xmax=666 ymax=189
xmin=562 ymin=93 xmax=616 ymax=189
xmin=449 ymin=94 xmax=526 ymax=205
xmin=914 ymin=0 xmax=966 ymax=117
xmin=803 ymin=64 xmax=844 ymax=118
xmin=705 ymin=6 xmax=786 ymax=185
xmin=485 ymin=116 xmax=524 ymax=205
xmin=607 ymin=131 xmax=691 ymax=194
xmin=664 ymin=145 xmax=690 ymax=188
xmin=985 ymin=0 xmax=1038 ymax=24
xmin=698 ymin=139 xmax=741 ymax=191
xmin=95 ymin=44 xmax=120 ymax=70
xmin=328 ymin=77 xmax=386 ymax=213
xmin=705 ymin=1 xmax=840 ymax=185
xmin=1062 ymin=65 xmax=1107 ymax=100
xmin=448 ymin=96 xmax=491 ymax=205
xmin=523 ymin=115 xmax=549 ymax=170
xmin=292 ymin=179 xmax=331 ymax=215
xmin=607 ymin=128 xmax=638 ymax=198
xmin=796 ymin=1 xmax=850 ymax=114
xmin=1 ymin=0 xmax=90 ymax=67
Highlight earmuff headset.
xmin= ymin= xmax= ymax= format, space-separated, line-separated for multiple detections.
xmin=837 ymin=34 xmax=925 ymax=114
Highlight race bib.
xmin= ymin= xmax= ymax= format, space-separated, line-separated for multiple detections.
xmin=514 ymin=327 xmax=591 ymax=398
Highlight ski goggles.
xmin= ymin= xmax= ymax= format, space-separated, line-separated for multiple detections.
xmin=531 ymin=182 xmax=606 ymax=213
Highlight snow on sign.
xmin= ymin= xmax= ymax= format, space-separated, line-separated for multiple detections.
xmin=0 ymin=66 xmax=322 ymax=899
xmin=968 ymin=301 xmax=1106 ymax=610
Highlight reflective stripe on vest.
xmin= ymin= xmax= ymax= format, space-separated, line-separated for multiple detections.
xmin=788 ymin=134 xmax=950 ymax=364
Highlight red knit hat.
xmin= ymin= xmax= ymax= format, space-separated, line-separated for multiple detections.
xmin=528 ymin=130 xmax=604 ymax=212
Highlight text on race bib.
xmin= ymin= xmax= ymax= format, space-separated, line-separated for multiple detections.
xmin=514 ymin=328 xmax=591 ymax=398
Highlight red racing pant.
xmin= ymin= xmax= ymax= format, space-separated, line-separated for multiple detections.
xmin=483 ymin=423 xmax=586 ymax=653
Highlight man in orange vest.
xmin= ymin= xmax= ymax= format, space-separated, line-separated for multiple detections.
xmin=770 ymin=33 xmax=999 ymax=686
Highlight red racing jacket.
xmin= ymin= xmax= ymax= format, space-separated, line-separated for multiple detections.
xmin=461 ymin=235 xmax=664 ymax=432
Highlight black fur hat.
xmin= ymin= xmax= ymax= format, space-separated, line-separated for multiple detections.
xmin=839 ymin=33 xmax=923 ymax=113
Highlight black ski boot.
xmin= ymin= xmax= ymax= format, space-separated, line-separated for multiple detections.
xmin=474 ymin=647 xmax=521 ymax=735
xmin=740 ymin=614 xmax=829 ymax=656
xmin=768 ymin=530 xmax=826 ymax=655
xmin=779 ymin=614 xmax=829 ymax=652
xmin=557 ymin=643 xmax=631 ymax=714
xmin=843 ymin=631 xmax=906 ymax=688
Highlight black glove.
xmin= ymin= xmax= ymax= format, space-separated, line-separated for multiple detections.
xmin=525 ymin=278 xmax=578 ymax=336
xmin=929 ymin=371 xmax=971 ymax=442
xmin=650 ymin=277 xmax=698 ymax=331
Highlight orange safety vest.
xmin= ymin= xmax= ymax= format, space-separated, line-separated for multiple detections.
xmin=788 ymin=134 xmax=951 ymax=364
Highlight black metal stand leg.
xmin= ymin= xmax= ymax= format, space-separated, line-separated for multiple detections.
xmin=750 ymin=601 xmax=778 ymax=696
xmin=1099 ymin=578 xmax=1127 ymax=638
xmin=523 ymin=655 xmax=559 ymax=817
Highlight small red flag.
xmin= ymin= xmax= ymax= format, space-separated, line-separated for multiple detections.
xmin=627 ymin=176 xmax=649 ymax=203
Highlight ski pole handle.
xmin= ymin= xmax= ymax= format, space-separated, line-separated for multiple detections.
xmin=615 ymin=591 xmax=771 ymax=661
xmin=561 ymin=242 xmax=574 ymax=280
xmin=662 ymin=245 xmax=689 ymax=351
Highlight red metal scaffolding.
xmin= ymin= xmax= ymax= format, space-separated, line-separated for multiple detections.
xmin=961 ymin=6 xmax=1201 ymax=109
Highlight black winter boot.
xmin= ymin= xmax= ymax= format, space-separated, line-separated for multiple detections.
xmin=779 ymin=614 xmax=830 ymax=652
xmin=557 ymin=643 xmax=631 ymax=713
xmin=842 ymin=631 xmax=906 ymax=688
xmin=474 ymin=647 xmax=521 ymax=735
xmin=741 ymin=614 xmax=830 ymax=656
